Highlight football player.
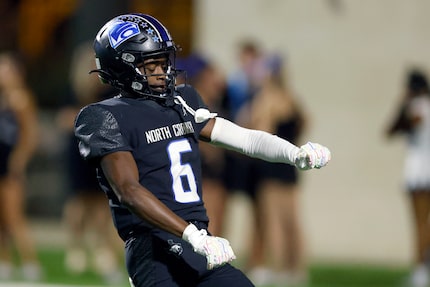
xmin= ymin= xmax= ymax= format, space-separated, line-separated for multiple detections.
xmin=74 ymin=13 xmax=331 ymax=287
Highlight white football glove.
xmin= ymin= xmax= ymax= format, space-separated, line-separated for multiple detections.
xmin=182 ymin=223 xmax=236 ymax=270
xmin=294 ymin=142 xmax=331 ymax=170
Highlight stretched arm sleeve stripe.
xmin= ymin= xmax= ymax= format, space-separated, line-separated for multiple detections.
xmin=210 ymin=117 xmax=299 ymax=166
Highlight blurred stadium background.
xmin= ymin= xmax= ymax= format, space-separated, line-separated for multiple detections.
xmin=1 ymin=0 xmax=430 ymax=286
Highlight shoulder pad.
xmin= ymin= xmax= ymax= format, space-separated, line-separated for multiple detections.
xmin=74 ymin=105 xmax=129 ymax=159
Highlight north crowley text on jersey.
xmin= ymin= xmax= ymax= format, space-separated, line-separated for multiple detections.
xmin=145 ymin=121 xmax=195 ymax=144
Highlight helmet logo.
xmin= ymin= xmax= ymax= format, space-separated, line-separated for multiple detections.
xmin=108 ymin=21 xmax=140 ymax=49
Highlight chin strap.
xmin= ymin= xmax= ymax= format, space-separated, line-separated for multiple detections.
xmin=173 ymin=95 xmax=217 ymax=123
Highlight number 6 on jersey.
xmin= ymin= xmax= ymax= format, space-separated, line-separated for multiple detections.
xmin=168 ymin=139 xmax=200 ymax=203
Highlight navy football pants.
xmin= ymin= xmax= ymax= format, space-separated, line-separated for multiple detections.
xmin=125 ymin=226 xmax=254 ymax=287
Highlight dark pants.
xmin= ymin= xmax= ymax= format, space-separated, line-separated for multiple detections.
xmin=125 ymin=224 xmax=254 ymax=287
xmin=0 ymin=143 xmax=12 ymax=176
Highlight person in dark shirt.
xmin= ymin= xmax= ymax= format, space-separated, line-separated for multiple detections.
xmin=74 ymin=13 xmax=331 ymax=287
xmin=0 ymin=52 xmax=41 ymax=280
xmin=244 ymin=53 xmax=309 ymax=286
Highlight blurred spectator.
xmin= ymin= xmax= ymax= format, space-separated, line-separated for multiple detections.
xmin=56 ymin=42 xmax=124 ymax=284
xmin=386 ymin=69 xmax=430 ymax=287
xmin=247 ymin=53 xmax=308 ymax=286
xmin=0 ymin=52 xmax=42 ymax=280
xmin=176 ymin=53 xmax=230 ymax=236
xmin=226 ymin=40 xmax=263 ymax=121
xmin=225 ymin=40 xmax=267 ymax=279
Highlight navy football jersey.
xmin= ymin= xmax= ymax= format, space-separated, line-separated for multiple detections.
xmin=74 ymin=85 xmax=210 ymax=240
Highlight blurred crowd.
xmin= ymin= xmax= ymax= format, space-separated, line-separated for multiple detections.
xmin=0 ymin=13 xmax=312 ymax=285
xmin=176 ymin=40 xmax=309 ymax=286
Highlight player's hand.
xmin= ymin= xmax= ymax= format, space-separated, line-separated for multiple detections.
xmin=294 ymin=142 xmax=331 ymax=170
xmin=182 ymin=223 xmax=236 ymax=270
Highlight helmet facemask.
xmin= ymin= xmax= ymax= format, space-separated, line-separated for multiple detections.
xmin=126 ymin=50 xmax=178 ymax=99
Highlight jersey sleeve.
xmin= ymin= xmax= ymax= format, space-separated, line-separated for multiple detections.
xmin=177 ymin=84 xmax=208 ymax=110
xmin=74 ymin=104 xmax=132 ymax=160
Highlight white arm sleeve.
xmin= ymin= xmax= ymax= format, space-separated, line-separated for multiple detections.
xmin=210 ymin=117 xmax=300 ymax=165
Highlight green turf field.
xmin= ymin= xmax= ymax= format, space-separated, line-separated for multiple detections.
xmin=38 ymin=248 xmax=128 ymax=286
xmin=0 ymin=247 xmax=411 ymax=287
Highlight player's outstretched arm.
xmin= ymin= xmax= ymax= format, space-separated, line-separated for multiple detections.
xmin=201 ymin=117 xmax=331 ymax=170
xmin=100 ymin=151 xmax=236 ymax=269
